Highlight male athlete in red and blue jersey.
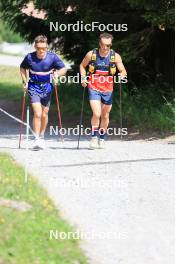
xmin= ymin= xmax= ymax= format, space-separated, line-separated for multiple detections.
xmin=80 ymin=33 xmax=127 ymax=149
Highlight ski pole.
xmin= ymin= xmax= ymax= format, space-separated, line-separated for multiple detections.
xmin=25 ymin=106 xmax=30 ymax=183
xmin=54 ymin=83 xmax=64 ymax=142
xmin=119 ymin=80 xmax=123 ymax=140
xmin=77 ymin=85 xmax=86 ymax=149
xmin=19 ymin=91 xmax=26 ymax=149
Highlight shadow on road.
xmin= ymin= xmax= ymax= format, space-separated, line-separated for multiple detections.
xmin=47 ymin=157 xmax=175 ymax=168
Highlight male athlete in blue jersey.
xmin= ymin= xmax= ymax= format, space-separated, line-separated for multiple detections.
xmin=20 ymin=35 xmax=67 ymax=150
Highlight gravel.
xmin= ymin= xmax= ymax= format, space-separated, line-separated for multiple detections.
xmin=1 ymin=117 xmax=175 ymax=264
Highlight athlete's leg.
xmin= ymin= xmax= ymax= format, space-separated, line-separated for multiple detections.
xmin=40 ymin=106 xmax=49 ymax=136
xmin=98 ymin=103 xmax=112 ymax=148
xmin=88 ymin=88 xmax=102 ymax=149
xmin=40 ymin=91 xmax=52 ymax=136
xmin=100 ymin=91 xmax=113 ymax=135
xmin=31 ymin=103 xmax=42 ymax=137
xmin=89 ymin=100 xmax=101 ymax=149
xmin=100 ymin=103 xmax=112 ymax=131
xmin=89 ymin=100 xmax=101 ymax=131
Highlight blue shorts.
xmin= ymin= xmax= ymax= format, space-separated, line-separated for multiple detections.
xmin=28 ymin=89 xmax=52 ymax=107
xmin=88 ymin=88 xmax=113 ymax=105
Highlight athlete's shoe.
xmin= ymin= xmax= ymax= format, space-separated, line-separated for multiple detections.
xmin=33 ymin=137 xmax=45 ymax=150
xmin=89 ymin=136 xmax=99 ymax=149
xmin=98 ymin=138 xmax=105 ymax=149
xmin=39 ymin=135 xmax=46 ymax=149
xmin=33 ymin=138 xmax=42 ymax=150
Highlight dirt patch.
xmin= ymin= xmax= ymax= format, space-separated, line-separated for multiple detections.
xmin=0 ymin=198 xmax=32 ymax=212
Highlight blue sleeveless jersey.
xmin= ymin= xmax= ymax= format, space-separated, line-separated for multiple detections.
xmin=88 ymin=50 xmax=114 ymax=92
xmin=20 ymin=51 xmax=65 ymax=93
xmin=95 ymin=50 xmax=111 ymax=73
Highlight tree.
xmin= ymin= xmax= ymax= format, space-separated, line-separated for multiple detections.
xmin=126 ymin=0 xmax=175 ymax=84
xmin=0 ymin=1 xmax=143 ymax=70
xmin=1 ymin=0 xmax=175 ymax=85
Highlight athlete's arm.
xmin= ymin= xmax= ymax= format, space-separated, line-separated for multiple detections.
xmin=54 ymin=67 xmax=67 ymax=77
xmin=115 ymin=53 xmax=127 ymax=79
xmin=53 ymin=67 xmax=67 ymax=84
xmin=52 ymin=54 xmax=67 ymax=82
xmin=80 ymin=51 xmax=92 ymax=87
xmin=20 ymin=55 xmax=30 ymax=91
xmin=20 ymin=67 xmax=29 ymax=92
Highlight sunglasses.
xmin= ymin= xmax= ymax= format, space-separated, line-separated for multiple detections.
xmin=35 ymin=46 xmax=48 ymax=51
xmin=99 ymin=42 xmax=112 ymax=48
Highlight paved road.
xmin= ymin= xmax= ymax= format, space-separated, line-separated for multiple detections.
xmin=1 ymin=44 xmax=175 ymax=264
xmin=0 ymin=110 xmax=175 ymax=264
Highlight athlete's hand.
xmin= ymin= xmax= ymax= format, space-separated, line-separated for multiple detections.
xmin=53 ymin=72 xmax=59 ymax=85
xmin=81 ymin=76 xmax=88 ymax=88
xmin=81 ymin=80 xmax=88 ymax=88
xmin=118 ymin=74 xmax=128 ymax=83
xmin=22 ymin=81 xmax=28 ymax=92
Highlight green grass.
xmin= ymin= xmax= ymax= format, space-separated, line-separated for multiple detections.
xmin=1 ymin=65 xmax=175 ymax=132
xmin=113 ymin=84 xmax=175 ymax=132
xmin=0 ymin=153 xmax=88 ymax=264
xmin=0 ymin=66 xmax=22 ymax=100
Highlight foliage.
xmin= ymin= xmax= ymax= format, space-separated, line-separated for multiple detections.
xmin=0 ymin=19 xmax=23 ymax=43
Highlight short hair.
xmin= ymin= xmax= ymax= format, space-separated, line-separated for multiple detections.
xmin=99 ymin=33 xmax=113 ymax=41
xmin=34 ymin=35 xmax=48 ymax=44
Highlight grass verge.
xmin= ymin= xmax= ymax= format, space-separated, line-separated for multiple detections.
xmin=0 ymin=153 xmax=88 ymax=264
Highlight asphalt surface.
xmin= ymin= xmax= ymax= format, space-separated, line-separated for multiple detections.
xmin=0 ymin=110 xmax=175 ymax=264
